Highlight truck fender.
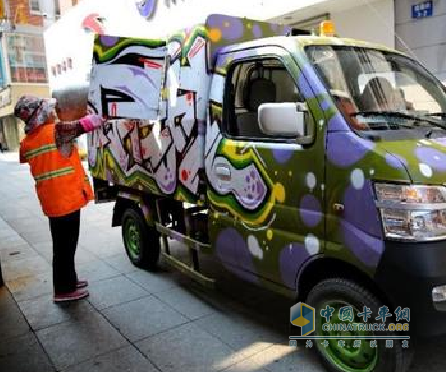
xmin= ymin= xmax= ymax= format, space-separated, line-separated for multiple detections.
xmin=295 ymin=255 xmax=391 ymax=306
xmin=112 ymin=192 xmax=155 ymax=227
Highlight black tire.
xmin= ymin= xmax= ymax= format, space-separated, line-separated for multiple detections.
xmin=306 ymin=278 xmax=414 ymax=372
xmin=121 ymin=207 xmax=160 ymax=270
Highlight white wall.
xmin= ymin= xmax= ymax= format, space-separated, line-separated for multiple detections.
xmin=332 ymin=0 xmax=395 ymax=48
xmin=127 ymin=0 xmax=332 ymax=29
xmin=59 ymin=0 xmax=73 ymax=16
xmin=395 ymin=0 xmax=446 ymax=82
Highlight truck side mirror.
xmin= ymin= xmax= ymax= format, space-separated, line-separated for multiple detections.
xmin=258 ymin=102 xmax=308 ymax=137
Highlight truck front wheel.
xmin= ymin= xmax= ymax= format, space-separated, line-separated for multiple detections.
xmin=306 ymin=278 xmax=413 ymax=372
xmin=121 ymin=207 xmax=160 ymax=270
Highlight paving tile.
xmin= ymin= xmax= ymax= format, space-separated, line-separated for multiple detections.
xmin=85 ymin=219 xmax=115 ymax=230
xmin=6 ymin=271 xmax=53 ymax=302
xmin=2 ymin=254 xmax=51 ymax=281
xmin=63 ymin=345 xmax=158 ymax=372
xmin=0 ymin=208 xmax=37 ymax=220
xmin=194 ymin=312 xmax=282 ymax=358
xmin=33 ymin=243 xmax=98 ymax=265
xmin=1 ymin=246 xmax=43 ymax=260
xmin=104 ymin=253 xmax=138 ymax=274
xmin=155 ymin=286 xmax=217 ymax=320
xmin=0 ymin=332 xmax=55 ymax=372
xmin=30 ymin=241 xmax=53 ymax=256
xmin=78 ymin=231 xmax=111 ymax=248
xmin=87 ymin=240 xmax=126 ymax=258
xmin=75 ymin=248 xmax=100 ymax=265
xmin=222 ymin=358 xmax=270 ymax=372
xmin=0 ymin=233 xmax=29 ymax=248
xmin=102 ymin=295 xmax=189 ymax=342
xmin=19 ymin=229 xmax=53 ymax=244
xmin=0 ymin=243 xmax=35 ymax=259
xmin=6 ymin=217 xmax=48 ymax=234
xmin=76 ymin=259 xmax=120 ymax=283
xmin=96 ymin=227 xmax=121 ymax=241
xmin=36 ymin=309 xmax=127 ymax=370
xmin=0 ymin=287 xmax=30 ymax=340
xmin=0 ymin=227 xmax=19 ymax=239
xmin=18 ymin=294 xmax=94 ymax=331
xmin=136 ymin=322 xmax=243 ymax=372
xmin=241 ymin=344 xmax=323 ymax=372
xmin=125 ymin=269 xmax=177 ymax=294
xmin=88 ymin=275 xmax=149 ymax=310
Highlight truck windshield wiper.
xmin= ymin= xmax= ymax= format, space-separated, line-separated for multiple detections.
xmin=352 ymin=111 xmax=423 ymax=121
xmin=351 ymin=111 xmax=419 ymax=129
xmin=423 ymin=112 xmax=446 ymax=119
xmin=352 ymin=110 xmax=446 ymax=129
xmin=416 ymin=113 xmax=446 ymax=130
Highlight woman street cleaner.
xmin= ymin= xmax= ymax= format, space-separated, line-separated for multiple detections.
xmin=15 ymin=96 xmax=105 ymax=303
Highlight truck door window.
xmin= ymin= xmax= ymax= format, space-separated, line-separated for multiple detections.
xmin=224 ymin=58 xmax=303 ymax=139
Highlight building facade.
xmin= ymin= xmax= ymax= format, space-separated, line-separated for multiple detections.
xmin=0 ymin=0 xmax=61 ymax=150
xmin=395 ymin=0 xmax=446 ymax=83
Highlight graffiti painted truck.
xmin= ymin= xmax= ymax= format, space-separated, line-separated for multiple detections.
xmin=83 ymin=14 xmax=446 ymax=372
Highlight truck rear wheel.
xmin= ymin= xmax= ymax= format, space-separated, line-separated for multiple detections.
xmin=306 ymin=278 xmax=413 ymax=372
xmin=121 ymin=207 xmax=160 ymax=270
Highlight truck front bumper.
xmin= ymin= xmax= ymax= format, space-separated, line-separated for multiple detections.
xmin=375 ymin=239 xmax=446 ymax=338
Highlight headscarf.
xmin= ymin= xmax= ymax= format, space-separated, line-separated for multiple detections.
xmin=14 ymin=96 xmax=57 ymax=134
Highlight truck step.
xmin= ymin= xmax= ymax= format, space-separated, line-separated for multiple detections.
xmin=161 ymin=252 xmax=215 ymax=288
xmin=155 ymin=223 xmax=211 ymax=251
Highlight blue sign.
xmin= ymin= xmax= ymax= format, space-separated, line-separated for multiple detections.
xmin=412 ymin=1 xmax=433 ymax=19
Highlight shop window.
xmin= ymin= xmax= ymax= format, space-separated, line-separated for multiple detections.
xmin=6 ymin=33 xmax=47 ymax=84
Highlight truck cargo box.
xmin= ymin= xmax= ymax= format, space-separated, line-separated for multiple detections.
xmin=87 ymin=14 xmax=290 ymax=203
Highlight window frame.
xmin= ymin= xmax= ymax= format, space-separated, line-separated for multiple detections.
xmin=29 ymin=0 xmax=41 ymax=14
xmin=222 ymin=51 xmax=314 ymax=144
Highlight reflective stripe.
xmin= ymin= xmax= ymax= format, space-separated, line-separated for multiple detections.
xmin=34 ymin=166 xmax=75 ymax=183
xmin=25 ymin=144 xmax=57 ymax=160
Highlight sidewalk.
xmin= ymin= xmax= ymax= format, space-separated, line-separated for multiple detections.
xmin=0 ymin=152 xmax=442 ymax=372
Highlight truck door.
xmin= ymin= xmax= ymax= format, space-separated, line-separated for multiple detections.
xmin=207 ymin=47 xmax=326 ymax=288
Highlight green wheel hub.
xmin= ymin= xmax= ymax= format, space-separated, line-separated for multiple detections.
xmin=316 ymin=301 xmax=378 ymax=372
xmin=124 ymin=217 xmax=141 ymax=260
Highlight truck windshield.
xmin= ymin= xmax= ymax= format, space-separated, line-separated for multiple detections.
xmin=305 ymin=45 xmax=446 ymax=137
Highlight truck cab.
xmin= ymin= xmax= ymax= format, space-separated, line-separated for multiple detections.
xmin=86 ymin=15 xmax=446 ymax=372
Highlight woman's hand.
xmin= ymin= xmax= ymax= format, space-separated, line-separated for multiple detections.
xmin=79 ymin=114 xmax=106 ymax=132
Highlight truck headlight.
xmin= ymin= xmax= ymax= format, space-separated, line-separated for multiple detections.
xmin=375 ymin=184 xmax=446 ymax=241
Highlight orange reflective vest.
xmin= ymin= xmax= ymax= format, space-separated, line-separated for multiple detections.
xmin=20 ymin=123 xmax=94 ymax=218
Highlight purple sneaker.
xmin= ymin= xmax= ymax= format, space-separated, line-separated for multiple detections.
xmin=76 ymin=280 xmax=89 ymax=289
xmin=53 ymin=289 xmax=89 ymax=303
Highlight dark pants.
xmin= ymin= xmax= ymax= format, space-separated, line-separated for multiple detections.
xmin=49 ymin=210 xmax=80 ymax=294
